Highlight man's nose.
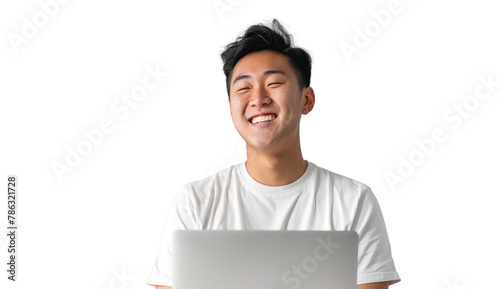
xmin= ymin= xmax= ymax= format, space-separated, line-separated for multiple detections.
xmin=249 ymin=85 xmax=272 ymax=107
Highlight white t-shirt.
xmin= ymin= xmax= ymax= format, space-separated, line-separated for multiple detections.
xmin=147 ymin=161 xmax=400 ymax=286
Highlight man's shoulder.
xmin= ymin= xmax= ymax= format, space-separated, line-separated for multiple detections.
xmin=312 ymin=162 xmax=372 ymax=195
xmin=179 ymin=163 xmax=242 ymax=194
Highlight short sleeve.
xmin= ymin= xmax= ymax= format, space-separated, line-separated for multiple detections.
xmin=353 ymin=188 xmax=401 ymax=285
xmin=147 ymin=187 xmax=199 ymax=286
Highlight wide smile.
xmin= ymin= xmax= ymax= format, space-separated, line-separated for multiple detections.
xmin=248 ymin=113 xmax=277 ymax=125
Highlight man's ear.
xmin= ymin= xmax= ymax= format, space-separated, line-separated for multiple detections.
xmin=302 ymin=86 xmax=315 ymax=115
xmin=228 ymin=96 xmax=234 ymax=116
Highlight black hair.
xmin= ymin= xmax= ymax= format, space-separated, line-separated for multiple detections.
xmin=220 ymin=19 xmax=312 ymax=97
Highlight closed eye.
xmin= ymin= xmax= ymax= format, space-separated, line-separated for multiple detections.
xmin=237 ymin=87 xmax=250 ymax=92
xmin=268 ymin=82 xmax=283 ymax=87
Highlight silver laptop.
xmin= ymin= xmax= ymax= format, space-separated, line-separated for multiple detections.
xmin=173 ymin=230 xmax=358 ymax=289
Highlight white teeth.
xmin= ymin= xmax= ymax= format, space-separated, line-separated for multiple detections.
xmin=251 ymin=114 xmax=276 ymax=124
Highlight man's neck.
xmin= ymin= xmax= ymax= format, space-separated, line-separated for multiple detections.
xmin=245 ymin=141 xmax=308 ymax=186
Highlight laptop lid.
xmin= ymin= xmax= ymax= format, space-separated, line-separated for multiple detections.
xmin=173 ymin=230 xmax=358 ymax=289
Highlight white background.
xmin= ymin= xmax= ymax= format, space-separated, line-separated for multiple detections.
xmin=1 ymin=0 xmax=499 ymax=288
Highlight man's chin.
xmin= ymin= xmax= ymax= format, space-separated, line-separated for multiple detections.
xmin=245 ymin=139 xmax=280 ymax=152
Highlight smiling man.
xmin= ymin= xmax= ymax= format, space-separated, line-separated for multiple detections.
xmin=148 ymin=19 xmax=400 ymax=289
xmin=229 ymin=49 xmax=313 ymax=186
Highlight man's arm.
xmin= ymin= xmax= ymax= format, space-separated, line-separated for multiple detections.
xmin=357 ymin=281 xmax=392 ymax=289
xmin=155 ymin=286 xmax=171 ymax=289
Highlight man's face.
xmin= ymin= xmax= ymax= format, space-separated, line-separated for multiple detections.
xmin=228 ymin=50 xmax=314 ymax=152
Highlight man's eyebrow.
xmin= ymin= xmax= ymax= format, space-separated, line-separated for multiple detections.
xmin=232 ymin=70 xmax=287 ymax=85
xmin=232 ymin=74 xmax=251 ymax=85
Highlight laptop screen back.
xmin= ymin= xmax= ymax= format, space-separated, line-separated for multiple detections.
xmin=173 ymin=230 xmax=358 ymax=289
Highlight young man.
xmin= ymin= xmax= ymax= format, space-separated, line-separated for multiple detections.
xmin=148 ymin=19 xmax=400 ymax=289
